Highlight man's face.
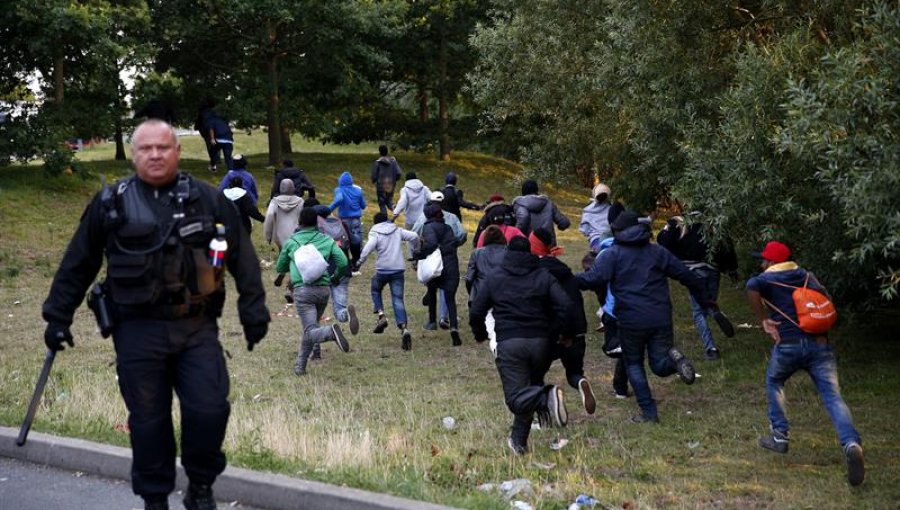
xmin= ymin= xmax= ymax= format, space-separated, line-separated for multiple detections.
xmin=132 ymin=122 xmax=180 ymax=187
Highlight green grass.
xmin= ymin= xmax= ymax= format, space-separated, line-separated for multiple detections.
xmin=1 ymin=135 xmax=897 ymax=509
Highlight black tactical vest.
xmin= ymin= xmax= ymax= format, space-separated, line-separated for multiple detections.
xmin=101 ymin=174 xmax=224 ymax=316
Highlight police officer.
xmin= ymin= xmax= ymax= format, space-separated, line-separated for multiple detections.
xmin=41 ymin=120 xmax=270 ymax=510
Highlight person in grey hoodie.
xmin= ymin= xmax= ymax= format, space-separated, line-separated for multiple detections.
xmin=579 ymin=182 xmax=624 ymax=252
xmin=264 ymin=179 xmax=304 ymax=250
xmin=358 ymin=213 xmax=420 ymax=350
xmin=512 ymin=179 xmax=571 ymax=246
xmin=392 ymin=172 xmax=432 ymax=230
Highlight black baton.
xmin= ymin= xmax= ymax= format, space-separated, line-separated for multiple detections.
xmin=16 ymin=350 xmax=57 ymax=446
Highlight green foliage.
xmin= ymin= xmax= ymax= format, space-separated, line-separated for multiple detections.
xmin=472 ymin=0 xmax=900 ymax=306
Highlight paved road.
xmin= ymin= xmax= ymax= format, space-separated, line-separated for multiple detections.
xmin=0 ymin=457 xmax=260 ymax=510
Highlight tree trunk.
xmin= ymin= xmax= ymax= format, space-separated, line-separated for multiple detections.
xmin=266 ymin=55 xmax=282 ymax=166
xmin=114 ymin=122 xmax=126 ymax=161
xmin=281 ymin=125 xmax=293 ymax=155
xmin=437 ymin=34 xmax=450 ymax=161
xmin=54 ymin=52 xmax=65 ymax=104
xmin=417 ymin=79 xmax=428 ymax=123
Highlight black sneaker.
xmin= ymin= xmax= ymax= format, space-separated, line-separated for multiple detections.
xmin=401 ymin=329 xmax=412 ymax=351
xmin=705 ymin=348 xmax=721 ymax=361
xmin=143 ymin=497 xmax=169 ymax=510
xmin=451 ymin=330 xmax=462 ymax=346
xmin=347 ymin=304 xmax=359 ymax=335
xmin=546 ymin=386 xmax=567 ymax=428
xmin=668 ymin=347 xmax=696 ymax=385
xmin=332 ymin=324 xmax=350 ymax=353
xmin=439 ymin=318 xmax=451 ymax=330
xmin=844 ymin=442 xmax=865 ymax=486
xmin=183 ymin=483 xmax=216 ymax=510
xmin=507 ymin=436 xmax=527 ymax=455
xmin=373 ymin=313 xmax=388 ymax=334
xmin=758 ymin=430 xmax=789 ymax=454
xmin=713 ymin=309 xmax=735 ymax=338
xmin=423 ymin=321 xmax=437 ymax=331
xmin=578 ymin=378 xmax=596 ymax=415
xmin=631 ymin=413 xmax=659 ymax=424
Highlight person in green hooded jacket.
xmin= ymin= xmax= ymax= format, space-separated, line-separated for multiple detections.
xmin=276 ymin=207 xmax=351 ymax=375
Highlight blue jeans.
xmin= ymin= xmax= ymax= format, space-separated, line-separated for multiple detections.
xmin=689 ymin=267 xmax=720 ymax=351
xmin=620 ymin=326 xmax=677 ymax=420
xmin=331 ymin=278 xmax=350 ymax=323
xmin=371 ymin=270 xmax=407 ymax=326
xmin=766 ymin=339 xmax=861 ymax=447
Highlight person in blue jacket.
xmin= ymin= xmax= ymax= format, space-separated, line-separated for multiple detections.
xmin=217 ymin=155 xmax=259 ymax=205
xmin=327 ymin=171 xmax=367 ymax=270
xmin=576 ymin=210 xmax=712 ymax=424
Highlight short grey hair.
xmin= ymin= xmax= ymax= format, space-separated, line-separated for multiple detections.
xmin=131 ymin=119 xmax=181 ymax=149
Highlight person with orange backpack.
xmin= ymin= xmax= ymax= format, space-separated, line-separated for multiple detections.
xmin=746 ymin=241 xmax=864 ymax=486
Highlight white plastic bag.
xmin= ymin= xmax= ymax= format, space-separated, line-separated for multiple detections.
xmin=417 ymin=249 xmax=443 ymax=283
xmin=293 ymin=243 xmax=329 ymax=283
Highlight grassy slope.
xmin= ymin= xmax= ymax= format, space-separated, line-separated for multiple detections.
xmin=0 ymin=136 xmax=897 ymax=509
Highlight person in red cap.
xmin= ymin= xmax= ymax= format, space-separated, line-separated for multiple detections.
xmin=473 ymin=193 xmax=514 ymax=247
xmin=746 ymin=241 xmax=864 ymax=486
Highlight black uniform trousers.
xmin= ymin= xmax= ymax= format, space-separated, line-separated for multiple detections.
xmin=113 ymin=315 xmax=230 ymax=499
xmin=494 ymin=337 xmax=553 ymax=446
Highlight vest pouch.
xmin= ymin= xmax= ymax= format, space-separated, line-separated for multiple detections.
xmin=160 ymin=240 xmax=187 ymax=295
xmin=107 ymin=253 xmax=161 ymax=305
xmin=189 ymin=247 xmax=221 ymax=296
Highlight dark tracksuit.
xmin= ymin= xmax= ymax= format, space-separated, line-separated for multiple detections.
xmin=540 ymin=256 xmax=589 ymax=389
xmin=576 ymin=223 xmax=707 ymax=420
xmin=270 ymin=166 xmax=316 ymax=199
xmin=371 ymin=157 xmax=401 ymax=214
xmin=42 ymin=174 xmax=269 ymax=500
xmin=414 ymin=218 xmax=461 ymax=330
xmin=441 ymin=184 xmax=480 ymax=221
xmin=469 ymin=250 xmax=572 ymax=448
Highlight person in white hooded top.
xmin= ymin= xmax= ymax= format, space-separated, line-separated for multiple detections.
xmin=264 ymin=179 xmax=304 ymax=250
xmin=357 ymin=212 xmax=420 ymax=350
xmin=392 ymin=171 xmax=432 ymax=229
xmin=579 ymin=183 xmax=624 ymax=253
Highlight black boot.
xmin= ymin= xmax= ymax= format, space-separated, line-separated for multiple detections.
xmin=183 ymin=483 xmax=216 ymax=510
xmin=142 ymin=497 xmax=169 ymax=510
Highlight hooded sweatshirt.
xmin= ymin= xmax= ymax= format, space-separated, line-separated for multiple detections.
xmin=576 ymin=223 xmax=707 ymax=329
xmin=469 ymin=249 xmax=572 ymax=342
xmin=393 ymin=179 xmax=432 ymax=227
xmin=328 ymin=172 xmax=366 ymax=218
xmin=512 ymin=194 xmax=571 ymax=245
xmin=358 ymin=221 xmax=420 ymax=272
xmin=371 ymin=156 xmax=401 ymax=194
xmin=263 ymin=193 xmax=304 ymax=249
xmin=580 ymin=201 xmax=613 ymax=246
xmin=223 ymin=187 xmax=265 ymax=233
xmin=218 ymin=169 xmax=259 ymax=205
xmin=275 ymin=227 xmax=348 ymax=287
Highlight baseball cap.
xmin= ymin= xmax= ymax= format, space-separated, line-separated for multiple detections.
xmin=753 ymin=241 xmax=791 ymax=263
xmin=430 ymin=190 xmax=444 ymax=202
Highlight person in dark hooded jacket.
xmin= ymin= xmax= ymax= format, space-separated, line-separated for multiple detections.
xmin=576 ymin=210 xmax=712 ymax=424
xmin=657 ymin=213 xmax=737 ymax=360
xmin=223 ymin=176 xmax=264 ymax=233
xmin=465 ymin=226 xmax=508 ymax=357
xmin=469 ymin=236 xmax=573 ymax=455
xmin=413 ymin=203 xmax=462 ymax=346
xmin=512 ymin=180 xmax=571 ymax=245
xmin=270 ymin=159 xmax=316 ymax=199
xmin=473 ymin=193 xmax=511 ymax=247
xmin=371 ymin=145 xmax=402 ymax=214
xmin=441 ymin=172 xmax=481 ymax=220
xmin=530 ymin=228 xmax=595 ymax=415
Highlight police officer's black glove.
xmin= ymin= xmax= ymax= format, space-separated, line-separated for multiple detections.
xmin=244 ymin=323 xmax=268 ymax=351
xmin=44 ymin=323 xmax=74 ymax=351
